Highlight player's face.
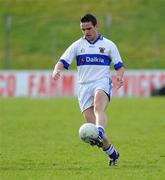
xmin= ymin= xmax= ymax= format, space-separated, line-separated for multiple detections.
xmin=80 ymin=22 xmax=98 ymax=42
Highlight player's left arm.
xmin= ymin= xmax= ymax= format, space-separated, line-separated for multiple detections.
xmin=109 ymin=41 xmax=125 ymax=89
xmin=115 ymin=66 xmax=125 ymax=89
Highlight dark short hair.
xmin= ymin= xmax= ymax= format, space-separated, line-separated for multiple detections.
xmin=80 ymin=14 xmax=97 ymax=26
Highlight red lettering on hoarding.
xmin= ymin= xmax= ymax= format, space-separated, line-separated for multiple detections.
xmin=62 ymin=75 xmax=74 ymax=96
xmin=28 ymin=74 xmax=62 ymax=96
xmin=112 ymin=75 xmax=118 ymax=96
xmin=137 ymin=74 xmax=147 ymax=96
xmin=0 ymin=74 xmax=5 ymax=95
xmin=50 ymin=76 xmax=57 ymax=95
xmin=148 ymin=74 xmax=156 ymax=93
xmin=28 ymin=74 xmax=35 ymax=96
xmin=131 ymin=75 xmax=137 ymax=96
xmin=0 ymin=74 xmax=16 ymax=96
xmin=38 ymin=75 xmax=47 ymax=95
xmin=1 ymin=71 xmax=164 ymax=97
xmin=122 ymin=75 xmax=129 ymax=96
xmin=7 ymin=75 xmax=16 ymax=96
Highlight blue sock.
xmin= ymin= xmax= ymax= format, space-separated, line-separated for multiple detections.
xmin=97 ymin=126 xmax=105 ymax=139
xmin=104 ymin=144 xmax=118 ymax=159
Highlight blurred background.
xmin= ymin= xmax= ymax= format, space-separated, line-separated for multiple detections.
xmin=0 ymin=0 xmax=164 ymax=70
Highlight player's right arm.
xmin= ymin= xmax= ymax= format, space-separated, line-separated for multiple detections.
xmin=52 ymin=61 xmax=64 ymax=81
xmin=52 ymin=40 xmax=78 ymax=81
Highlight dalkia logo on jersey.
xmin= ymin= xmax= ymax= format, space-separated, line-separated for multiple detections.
xmin=99 ymin=47 xmax=105 ymax=53
xmin=81 ymin=57 xmax=104 ymax=63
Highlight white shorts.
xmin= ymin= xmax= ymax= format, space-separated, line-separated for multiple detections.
xmin=78 ymin=78 xmax=113 ymax=112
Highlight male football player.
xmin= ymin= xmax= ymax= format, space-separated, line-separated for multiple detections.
xmin=52 ymin=14 xmax=125 ymax=166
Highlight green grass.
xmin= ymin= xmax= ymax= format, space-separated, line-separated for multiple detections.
xmin=0 ymin=97 xmax=165 ymax=179
xmin=0 ymin=0 xmax=165 ymax=69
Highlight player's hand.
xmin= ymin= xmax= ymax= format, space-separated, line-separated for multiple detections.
xmin=52 ymin=69 xmax=61 ymax=80
xmin=116 ymin=76 xmax=124 ymax=89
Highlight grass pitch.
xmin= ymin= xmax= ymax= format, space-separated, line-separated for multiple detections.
xmin=0 ymin=97 xmax=165 ymax=180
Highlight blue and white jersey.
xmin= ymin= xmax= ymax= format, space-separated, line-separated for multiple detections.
xmin=59 ymin=34 xmax=124 ymax=83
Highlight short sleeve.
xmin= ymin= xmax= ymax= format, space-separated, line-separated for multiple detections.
xmin=109 ymin=42 xmax=124 ymax=70
xmin=59 ymin=41 xmax=77 ymax=69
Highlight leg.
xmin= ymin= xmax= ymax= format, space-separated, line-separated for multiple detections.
xmin=82 ymin=100 xmax=109 ymax=150
xmin=94 ymin=90 xmax=119 ymax=166
xmin=94 ymin=89 xmax=108 ymax=127
xmin=94 ymin=90 xmax=110 ymax=149
xmin=82 ymin=90 xmax=119 ymax=166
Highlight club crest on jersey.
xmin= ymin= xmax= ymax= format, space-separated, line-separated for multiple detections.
xmin=99 ymin=47 xmax=105 ymax=53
